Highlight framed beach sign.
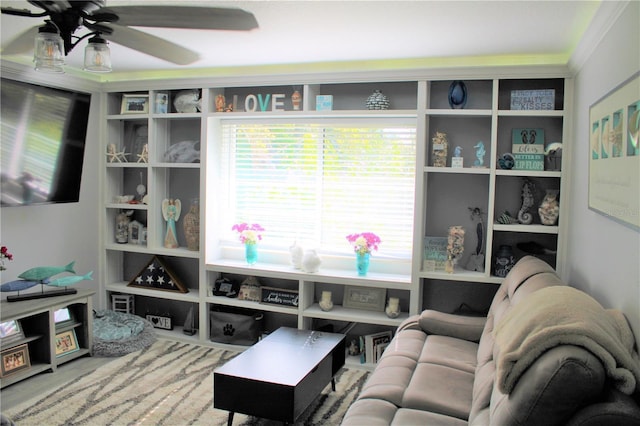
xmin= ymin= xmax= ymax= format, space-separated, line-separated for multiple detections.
xmin=588 ymin=72 xmax=640 ymax=231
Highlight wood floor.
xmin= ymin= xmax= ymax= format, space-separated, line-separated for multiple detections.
xmin=0 ymin=355 xmax=113 ymax=412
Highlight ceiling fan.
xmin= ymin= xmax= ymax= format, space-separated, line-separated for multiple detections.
xmin=1 ymin=1 xmax=259 ymax=66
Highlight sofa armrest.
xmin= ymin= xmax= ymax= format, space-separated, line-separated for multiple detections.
xmin=417 ymin=310 xmax=486 ymax=342
xmin=397 ymin=314 xmax=421 ymax=332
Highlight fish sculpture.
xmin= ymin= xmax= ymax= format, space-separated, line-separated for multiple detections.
xmin=48 ymin=271 xmax=93 ymax=287
xmin=18 ymin=261 xmax=75 ymax=281
xmin=0 ymin=280 xmax=41 ymax=292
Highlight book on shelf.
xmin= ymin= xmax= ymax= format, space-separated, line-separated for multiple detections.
xmin=362 ymin=330 xmax=393 ymax=364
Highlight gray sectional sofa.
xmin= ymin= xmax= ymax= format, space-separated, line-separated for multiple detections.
xmin=342 ymin=256 xmax=640 ymax=425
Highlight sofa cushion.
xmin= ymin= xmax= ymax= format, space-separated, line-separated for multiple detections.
xmin=341 ymin=400 xmax=469 ymax=426
xmin=393 ymin=408 xmax=468 ymax=426
xmin=340 ymin=399 xmax=398 ymax=426
xmin=402 ymin=363 xmax=474 ymax=419
xmin=419 ymin=335 xmax=478 ymax=374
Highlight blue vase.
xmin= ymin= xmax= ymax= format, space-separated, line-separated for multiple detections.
xmin=356 ymin=252 xmax=370 ymax=276
xmin=245 ymin=244 xmax=258 ymax=265
xmin=448 ymin=80 xmax=467 ymax=109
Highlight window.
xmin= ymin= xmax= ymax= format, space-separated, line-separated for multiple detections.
xmin=217 ymin=118 xmax=416 ymax=259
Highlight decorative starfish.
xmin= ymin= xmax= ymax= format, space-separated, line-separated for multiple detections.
xmin=137 ymin=144 xmax=149 ymax=163
xmin=106 ymin=144 xmax=128 ymax=163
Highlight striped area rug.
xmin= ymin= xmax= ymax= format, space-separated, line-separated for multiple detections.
xmin=6 ymin=339 xmax=369 ymax=425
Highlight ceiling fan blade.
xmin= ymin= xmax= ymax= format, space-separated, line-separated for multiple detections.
xmin=97 ymin=6 xmax=258 ymax=31
xmin=1 ymin=25 xmax=39 ymax=55
xmin=104 ymin=24 xmax=200 ymax=65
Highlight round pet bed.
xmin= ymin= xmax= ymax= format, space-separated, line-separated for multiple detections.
xmin=93 ymin=310 xmax=156 ymax=357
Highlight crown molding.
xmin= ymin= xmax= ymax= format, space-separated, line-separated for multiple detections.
xmin=568 ymin=1 xmax=630 ymax=74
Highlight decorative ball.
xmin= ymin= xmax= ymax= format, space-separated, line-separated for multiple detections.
xmin=366 ymin=90 xmax=390 ymax=110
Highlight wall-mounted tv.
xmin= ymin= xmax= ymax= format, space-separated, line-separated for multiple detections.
xmin=1 ymin=78 xmax=91 ymax=207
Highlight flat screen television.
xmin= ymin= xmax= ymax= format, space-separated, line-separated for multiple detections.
xmin=1 ymin=78 xmax=91 ymax=207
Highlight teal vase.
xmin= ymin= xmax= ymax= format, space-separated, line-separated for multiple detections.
xmin=356 ymin=252 xmax=370 ymax=276
xmin=245 ymin=244 xmax=258 ymax=265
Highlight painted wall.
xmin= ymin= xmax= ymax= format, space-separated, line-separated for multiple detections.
xmin=0 ymin=70 xmax=102 ymax=305
xmin=566 ymin=1 xmax=640 ymax=341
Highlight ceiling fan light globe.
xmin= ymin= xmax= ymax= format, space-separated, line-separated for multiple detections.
xmin=34 ymin=31 xmax=64 ymax=73
xmin=84 ymin=37 xmax=112 ymax=72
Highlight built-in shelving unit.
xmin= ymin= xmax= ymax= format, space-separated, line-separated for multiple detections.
xmin=100 ymin=72 xmax=571 ymax=363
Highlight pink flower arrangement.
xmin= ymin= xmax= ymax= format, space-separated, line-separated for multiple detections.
xmin=232 ymin=223 xmax=264 ymax=245
xmin=1 ymin=245 xmax=14 ymax=271
xmin=346 ymin=232 xmax=381 ymax=255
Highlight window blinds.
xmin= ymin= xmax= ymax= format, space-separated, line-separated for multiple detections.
xmin=219 ymin=119 xmax=416 ymax=257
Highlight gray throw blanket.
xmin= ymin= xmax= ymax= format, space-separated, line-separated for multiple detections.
xmin=493 ymin=286 xmax=640 ymax=395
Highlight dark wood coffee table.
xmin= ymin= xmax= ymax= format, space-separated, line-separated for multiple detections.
xmin=214 ymin=327 xmax=346 ymax=425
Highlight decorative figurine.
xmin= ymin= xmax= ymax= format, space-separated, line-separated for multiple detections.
xmin=302 ymin=249 xmax=321 ymax=273
xmin=518 ymin=178 xmax=535 ymax=225
xmin=497 ymin=210 xmax=519 ymax=224
xmin=538 ymin=189 xmax=560 ymax=225
xmin=498 ymin=153 xmax=515 ymax=170
xmin=319 ymin=291 xmax=333 ymax=311
xmin=473 ymin=141 xmax=486 ymax=167
xmin=116 ymin=210 xmax=133 ymax=243
xmin=452 ymin=146 xmax=463 ymax=168
xmin=385 ymin=297 xmax=401 ymax=318
xmin=290 ymin=241 xmax=304 ymax=269
xmin=215 ymin=94 xmax=226 ymax=112
xmin=544 ymin=142 xmax=563 ymax=171
xmin=162 ymin=198 xmax=181 ymax=248
xmin=183 ymin=198 xmax=200 ymax=250
xmin=465 ymin=207 xmax=485 ymax=272
xmin=348 ymin=339 xmax=361 ymax=356
xmin=494 ymin=245 xmax=516 ymax=278
xmin=366 ymin=90 xmax=390 ymax=110
xmin=291 ymin=90 xmax=302 ymax=110
xmin=446 ymin=225 xmax=465 ymax=273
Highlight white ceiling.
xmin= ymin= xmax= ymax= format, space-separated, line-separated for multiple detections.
xmin=1 ymin=0 xmax=603 ymax=80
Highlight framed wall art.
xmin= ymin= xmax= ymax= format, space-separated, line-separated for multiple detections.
xmin=1 ymin=344 xmax=31 ymax=377
xmin=343 ymin=286 xmax=387 ymax=312
xmin=589 ymin=71 xmax=640 ymax=231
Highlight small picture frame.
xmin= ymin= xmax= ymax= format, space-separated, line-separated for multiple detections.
xmin=1 ymin=344 xmax=31 ymax=377
xmin=54 ymin=307 xmax=75 ymax=328
xmin=343 ymin=286 xmax=387 ymax=312
xmin=155 ymin=91 xmax=169 ymax=114
xmin=55 ymin=330 xmax=79 ymax=357
xmin=121 ymin=94 xmax=149 ymax=114
xmin=128 ymin=220 xmax=144 ymax=245
xmin=0 ymin=320 xmax=25 ymax=345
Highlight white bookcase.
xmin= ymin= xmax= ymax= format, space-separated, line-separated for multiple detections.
xmin=100 ymin=71 xmax=571 ymax=360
